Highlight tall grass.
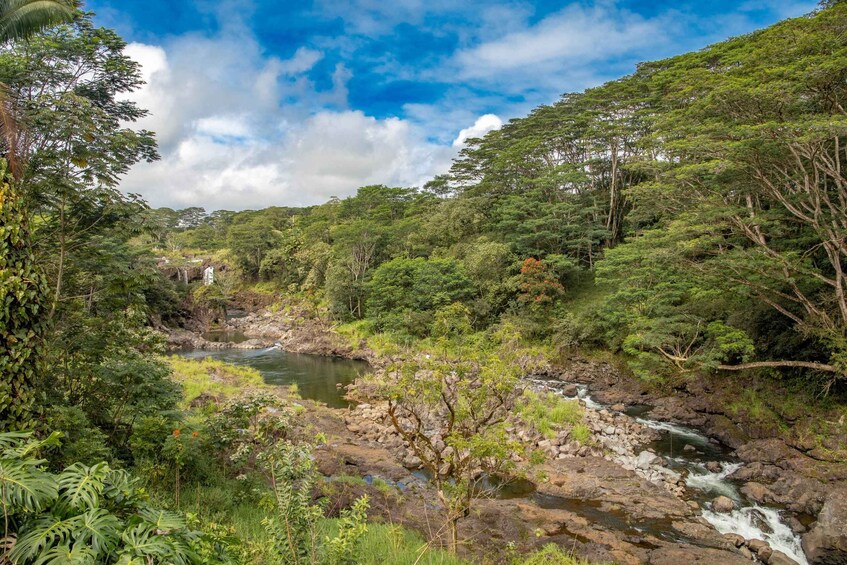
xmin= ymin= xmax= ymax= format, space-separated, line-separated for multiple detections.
xmin=166 ymin=356 xmax=268 ymax=406
xmin=518 ymin=391 xmax=583 ymax=439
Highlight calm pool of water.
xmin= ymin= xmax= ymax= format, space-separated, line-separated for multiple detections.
xmin=179 ymin=347 xmax=370 ymax=408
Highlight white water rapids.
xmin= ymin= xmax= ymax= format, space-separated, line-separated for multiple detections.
xmin=529 ymin=378 xmax=809 ymax=564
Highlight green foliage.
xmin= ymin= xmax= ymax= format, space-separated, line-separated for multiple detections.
xmin=262 ymin=442 xmax=369 ymax=565
xmin=376 ymin=354 xmax=524 ymax=551
xmin=0 ymin=431 xmax=234 ymax=564
xmin=167 ymin=356 xmax=267 ymax=407
xmin=514 ymin=543 xmax=605 ymax=565
xmin=367 ymin=257 xmax=475 ymax=336
xmin=517 ymin=392 xmax=583 ymax=439
xmin=0 ymin=180 xmax=49 ymax=429
xmin=0 ymin=0 xmax=76 ymax=43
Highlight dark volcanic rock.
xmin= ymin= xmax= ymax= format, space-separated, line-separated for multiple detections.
xmin=802 ymin=488 xmax=847 ymax=565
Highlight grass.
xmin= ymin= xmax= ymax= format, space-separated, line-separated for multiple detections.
xmin=515 ymin=543 xmax=608 ymax=565
xmin=518 ymin=391 xmax=583 ymax=439
xmin=153 ymin=473 xmax=466 ymax=564
xmin=319 ymin=520 xmax=468 ymax=565
xmin=570 ymin=423 xmax=591 ymax=445
xmin=166 ymin=356 xmax=270 ymax=407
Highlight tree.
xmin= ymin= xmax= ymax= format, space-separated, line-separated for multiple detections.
xmin=377 ymin=355 xmax=522 ymax=552
xmin=366 ymin=257 xmax=474 ymax=335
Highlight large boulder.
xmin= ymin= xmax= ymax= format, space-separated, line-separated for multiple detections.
xmin=802 ymin=488 xmax=847 ymax=564
xmin=712 ymin=495 xmax=735 ymax=513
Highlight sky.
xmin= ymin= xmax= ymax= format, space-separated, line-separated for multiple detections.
xmin=85 ymin=0 xmax=819 ymax=211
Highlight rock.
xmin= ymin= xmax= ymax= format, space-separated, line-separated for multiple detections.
xmin=724 ymin=533 xmax=746 ymax=548
xmin=684 ymin=444 xmax=697 ymax=452
xmin=741 ymin=481 xmax=773 ymax=504
xmin=713 ymin=495 xmax=735 ymax=513
xmin=738 ymin=546 xmax=753 ymax=560
xmin=562 ymin=384 xmax=579 ymax=396
xmin=802 ymin=488 xmax=847 ymax=564
xmin=757 ymin=546 xmax=773 ymax=562
xmin=636 ymin=450 xmax=659 ymax=470
xmin=604 ymin=425 xmax=616 ymax=435
xmin=402 ymin=454 xmax=421 ymax=469
xmin=747 ymin=539 xmax=770 ymax=554
xmin=764 ymin=550 xmax=799 ymax=565
xmin=611 ymin=403 xmax=626 ymax=411
xmin=705 ymin=461 xmax=722 ymax=473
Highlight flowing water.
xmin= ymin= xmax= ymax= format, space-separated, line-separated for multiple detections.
xmin=529 ymin=377 xmax=809 ymax=564
xmin=179 ymin=347 xmax=370 ymax=408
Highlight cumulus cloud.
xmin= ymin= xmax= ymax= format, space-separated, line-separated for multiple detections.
xmin=120 ymin=35 xmax=457 ymax=210
xmin=452 ymin=114 xmax=502 ymax=147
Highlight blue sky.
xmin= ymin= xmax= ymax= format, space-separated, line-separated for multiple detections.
xmin=86 ymin=0 xmax=819 ymax=210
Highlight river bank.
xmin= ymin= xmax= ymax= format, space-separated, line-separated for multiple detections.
xmin=166 ymin=305 xmax=847 ymax=564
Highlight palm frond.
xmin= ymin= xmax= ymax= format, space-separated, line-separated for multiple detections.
xmin=0 ymin=0 xmax=78 ymax=43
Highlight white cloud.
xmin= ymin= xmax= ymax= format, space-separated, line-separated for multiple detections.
xmin=453 ymin=3 xmax=671 ymax=83
xmin=452 ymin=114 xmax=502 ymax=147
xmin=120 ymin=35 xmax=459 ymax=210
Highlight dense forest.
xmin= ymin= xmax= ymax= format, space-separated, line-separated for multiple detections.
xmin=2 ymin=0 xmax=847 ymax=564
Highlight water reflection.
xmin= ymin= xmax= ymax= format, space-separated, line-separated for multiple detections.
xmin=179 ymin=348 xmax=370 ymax=408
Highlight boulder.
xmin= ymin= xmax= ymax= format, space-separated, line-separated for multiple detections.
xmin=802 ymin=488 xmax=847 ymax=564
xmin=765 ymin=550 xmax=800 ymax=565
xmin=705 ymin=461 xmax=722 ymax=473
xmin=741 ymin=481 xmax=773 ymax=504
xmin=636 ymin=450 xmax=659 ymax=470
xmin=562 ymin=384 xmax=579 ymax=396
xmin=724 ymin=533 xmax=746 ymax=548
xmin=713 ymin=495 xmax=736 ymax=513
xmin=748 ymin=539 xmax=770 ymax=554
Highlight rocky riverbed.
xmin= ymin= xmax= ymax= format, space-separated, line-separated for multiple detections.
xmin=167 ymin=307 xmax=847 ymax=564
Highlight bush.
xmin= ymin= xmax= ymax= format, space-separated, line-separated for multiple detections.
xmin=42 ymin=406 xmax=112 ymax=470
xmin=0 ymin=431 xmax=236 ymax=564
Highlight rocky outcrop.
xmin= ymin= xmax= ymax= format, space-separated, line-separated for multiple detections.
xmin=802 ymin=488 xmax=847 ymax=564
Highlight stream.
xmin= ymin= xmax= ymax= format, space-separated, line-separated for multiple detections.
xmin=180 ymin=338 xmax=808 ymax=562
xmin=531 ymin=378 xmax=809 ymax=564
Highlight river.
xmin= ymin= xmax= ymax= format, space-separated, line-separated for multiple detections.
xmin=179 ymin=346 xmax=370 ymax=408
xmin=532 ymin=378 xmax=809 ymax=564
